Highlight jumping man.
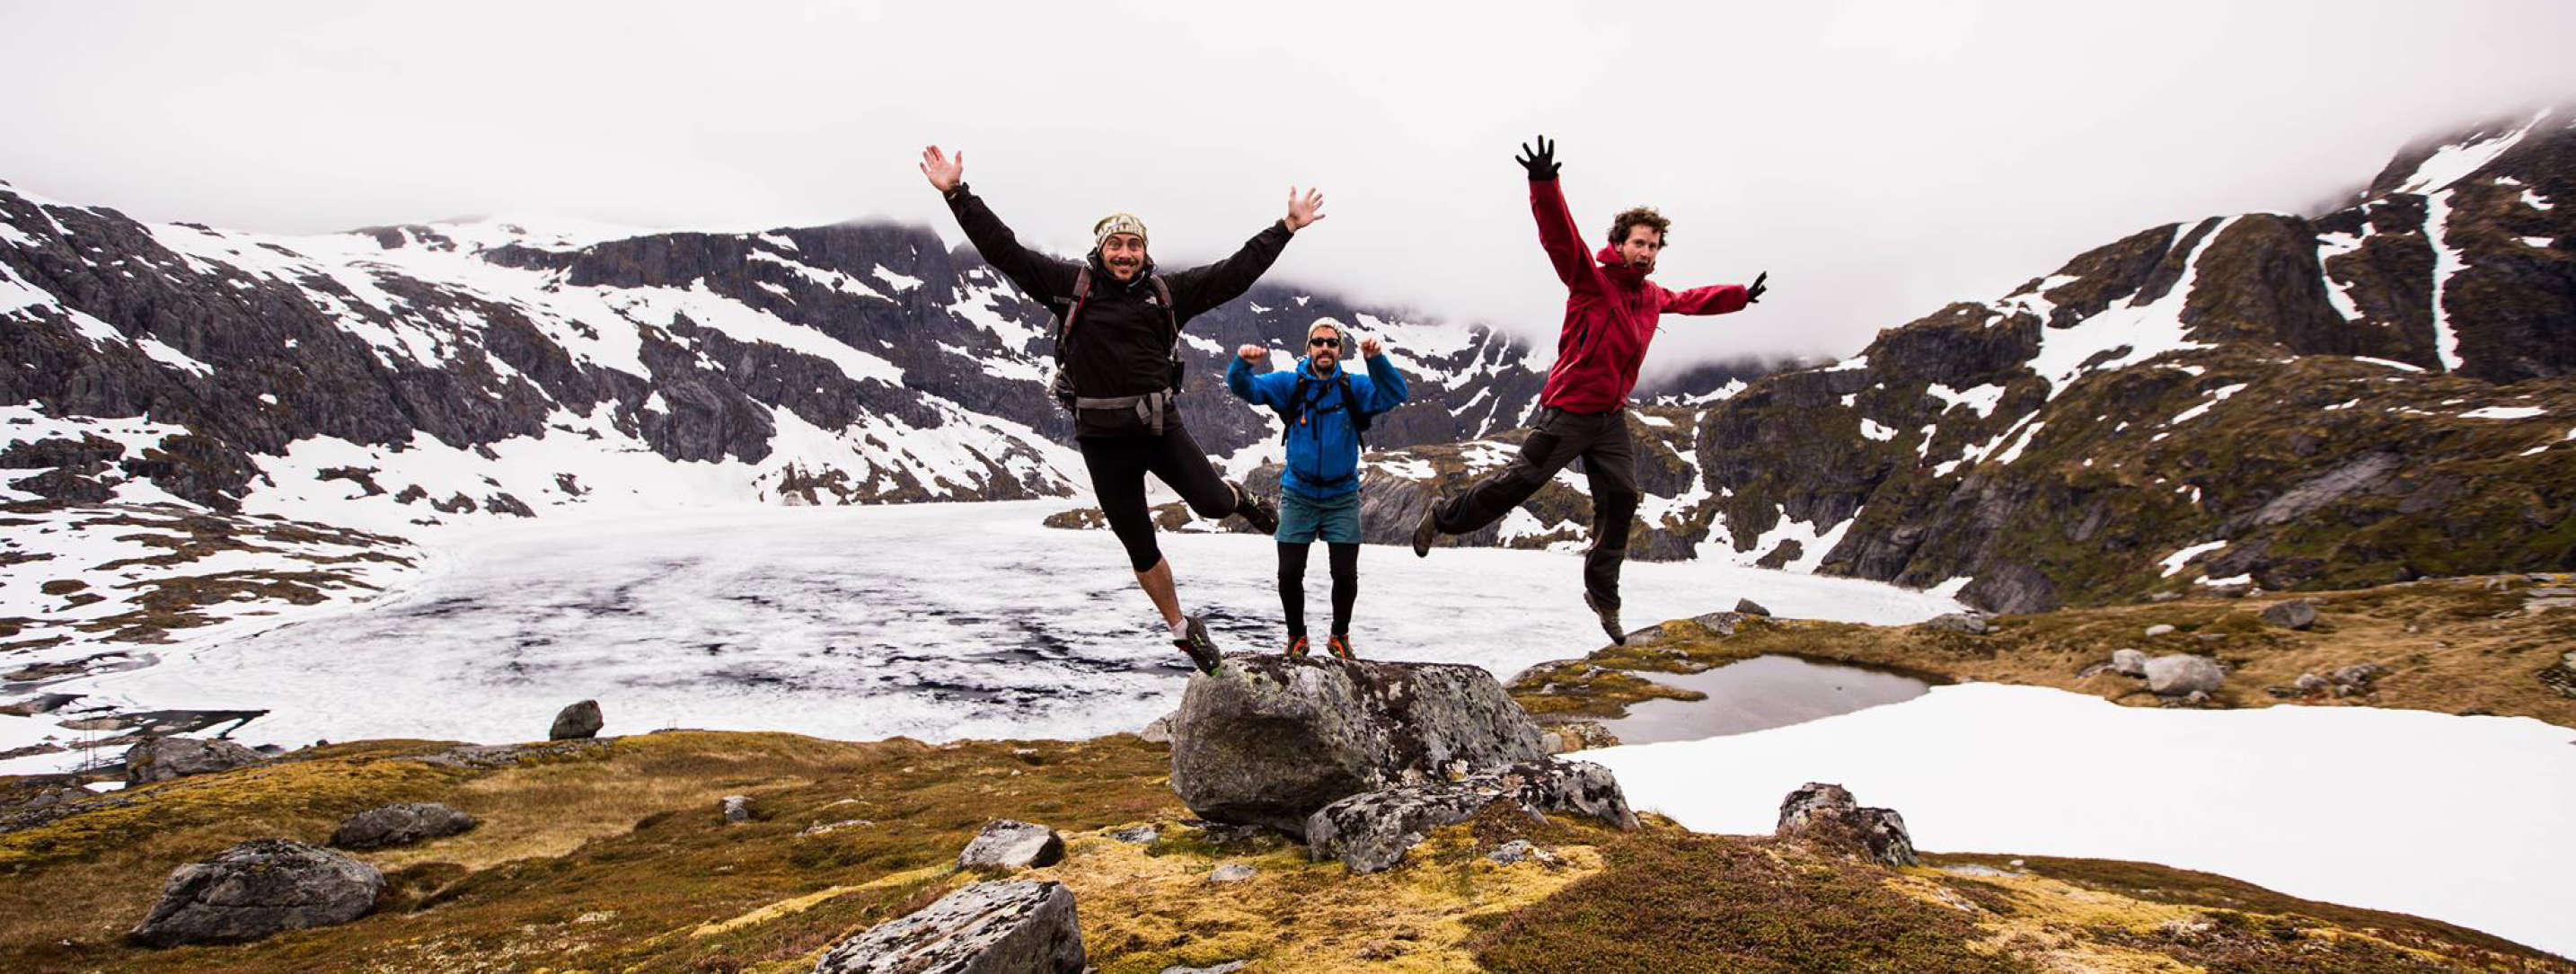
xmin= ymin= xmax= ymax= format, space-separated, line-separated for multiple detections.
xmin=1226 ymin=321 xmax=1410 ymax=659
xmin=921 ymin=146 xmax=1325 ymax=674
xmin=1410 ymin=135 xmax=1767 ymax=644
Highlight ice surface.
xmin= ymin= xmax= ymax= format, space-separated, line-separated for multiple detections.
xmin=1584 ymin=683 xmax=2576 ymax=958
xmin=2458 ymin=405 xmax=2545 ymax=420
xmin=43 ymin=502 xmax=1966 ymax=759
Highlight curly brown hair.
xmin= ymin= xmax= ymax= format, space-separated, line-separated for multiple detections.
xmin=1607 ymin=206 xmax=1671 ymax=246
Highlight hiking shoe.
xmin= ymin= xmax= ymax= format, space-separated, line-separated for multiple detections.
xmin=1584 ymin=591 xmax=1625 ymax=646
xmin=1284 ymin=635 xmax=1310 ymax=658
xmin=1325 ymin=633 xmax=1356 ymax=660
xmin=1237 ymin=487 xmax=1279 ymax=536
xmin=1410 ymin=505 xmax=1440 ymax=557
xmin=1174 ymin=615 xmax=1223 ymax=675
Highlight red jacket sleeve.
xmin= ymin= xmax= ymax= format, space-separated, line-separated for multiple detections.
xmin=1659 ymin=283 xmax=1750 ymax=316
xmin=1530 ymin=180 xmax=1599 ymax=294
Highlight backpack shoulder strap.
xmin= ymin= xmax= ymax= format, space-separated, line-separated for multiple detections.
xmin=1337 ymin=372 xmax=1372 ymax=439
xmin=1058 ymin=267 xmax=1094 ymax=356
xmin=1150 ymin=276 xmax=1178 ymax=348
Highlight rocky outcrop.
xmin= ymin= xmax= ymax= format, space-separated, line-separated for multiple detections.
xmin=1304 ymin=759 xmax=1637 ymax=873
xmin=719 ymin=795 xmax=754 ymax=824
xmin=2261 ymin=598 xmax=2319 ymax=630
xmin=331 ymin=802 xmax=477 ymax=849
xmin=1776 ymin=783 xmax=1918 ymax=868
xmin=813 ymin=879 xmax=1083 ymax=974
xmin=549 ymin=700 xmax=603 ymax=740
xmin=958 ymin=819 xmax=1064 ymax=872
xmin=123 ymin=735 xmax=262 ymax=784
xmin=1168 ymin=655 xmax=1550 ymax=838
xmin=129 ymin=839 xmax=383 ymax=947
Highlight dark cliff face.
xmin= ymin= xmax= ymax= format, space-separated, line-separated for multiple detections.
xmin=0 ymin=183 xmax=1554 ymax=520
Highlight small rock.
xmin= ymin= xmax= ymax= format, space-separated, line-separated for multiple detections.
xmin=2111 ymin=649 xmax=2148 ymax=677
xmin=959 ymin=819 xmax=1064 ymax=871
xmin=1160 ymin=962 xmax=1249 ymax=974
xmin=331 ymin=802 xmax=478 ymax=850
xmin=2329 ymin=663 xmax=2386 ymax=696
xmin=2144 ymin=654 xmax=2225 ymax=696
xmin=801 ymin=819 xmax=873 ymax=837
xmin=719 ymin=795 xmax=754 ymax=824
xmin=129 ymin=839 xmax=383 ymax=947
xmin=814 ymin=880 xmax=1083 ymax=974
xmin=1139 ymin=712 xmax=1176 ymax=744
xmin=1107 ymin=825 xmax=1159 ymax=845
xmin=1920 ymin=612 xmax=1989 ymax=635
xmin=1776 ymin=783 xmax=1917 ymax=867
xmin=1690 ymin=611 xmax=1742 ymax=636
xmin=2145 ymin=624 xmax=2176 ymax=638
xmin=1486 ymin=839 xmax=1559 ymax=865
xmin=1734 ymin=598 xmax=1772 ymax=617
xmin=1207 ymin=863 xmax=1257 ymax=884
xmin=2293 ymin=673 xmax=2330 ymax=695
xmin=2261 ymin=599 xmax=2319 ymax=630
xmin=123 ymin=736 xmax=262 ymax=784
xmin=2181 ymin=690 xmax=2214 ymax=707
xmin=2148 ymin=591 xmax=2183 ymax=603
xmin=549 ymin=700 xmax=603 ymax=740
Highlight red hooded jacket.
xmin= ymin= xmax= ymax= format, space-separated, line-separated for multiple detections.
xmin=1530 ymin=179 xmax=1750 ymax=412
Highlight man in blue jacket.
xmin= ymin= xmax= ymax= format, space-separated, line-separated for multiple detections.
xmin=1226 ymin=321 xmax=1410 ymax=659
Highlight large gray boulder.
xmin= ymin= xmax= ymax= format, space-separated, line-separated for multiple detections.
xmin=1169 ymin=655 xmax=1549 ymax=838
xmin=1776 ymin=783 xmax=1917 ymax=868
xmin=2110 ymin=648 xmax=2149 ymax=677
xmin=2144 ymin=653 xmax=2226 ymax=696
xmin=2261 ymin=599 xmax=2319 ymax=630
xmin=550 ymin=700 xmax=604 ymax=740
xmin=124 ymin=736 xmax=262 ymax=784
xmin=1920 ymin=612 xmax=1989 ymax=635
xmin=1305 ymin=760 xmax=1637 ymax=873
xmin=959 ymin=819 xmax=1064 ymax=872
xmin=814 ymin=879 xmax=1083 ymax=974
xmin=129 ymin=839 xmax=384 ymax=947
xmin=331 ymin=802 xmax=478 ymax=849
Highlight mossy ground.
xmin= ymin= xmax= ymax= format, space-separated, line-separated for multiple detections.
xmin=4 ymin=720 xmax=2567 ymax=971
xmin=1511 ymin=574 xmax=2576 ymax=729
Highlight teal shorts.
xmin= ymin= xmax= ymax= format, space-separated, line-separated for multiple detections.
xmin=1276 ymin=489 xmax=1363 ymax=545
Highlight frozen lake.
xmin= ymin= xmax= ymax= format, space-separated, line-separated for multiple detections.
xmin=31 ymin=500 xmax=1966 ymax=756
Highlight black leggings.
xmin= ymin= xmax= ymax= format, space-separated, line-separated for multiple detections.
xmin=1434 ymin=407 xmax=1641 ymax=606
xmin=1278 ymin=542 xmax=1359 ymax=638
xmin=1078 ymin=421 xmax=1249 ymax=572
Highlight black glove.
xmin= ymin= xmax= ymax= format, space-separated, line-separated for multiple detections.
xmin=1746 ymin=271 xmax=1769 ymax=304
xmin=1516 ymin=135 xmax=1560 ymax=181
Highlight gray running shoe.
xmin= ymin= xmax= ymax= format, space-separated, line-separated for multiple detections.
xmin=1411 ymin=506 xmax=1440 ymax=558
xmin=1584 ymin=591 xmax=1625 ymax=646
xmin=1175 ymin=615 xmax=1223 ymax=675
xmin=1236 ymin=486 xmax=1279 ymax=536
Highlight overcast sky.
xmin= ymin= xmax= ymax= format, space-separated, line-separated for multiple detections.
xmin=6 ymin=0 xmax=2574 ymax=374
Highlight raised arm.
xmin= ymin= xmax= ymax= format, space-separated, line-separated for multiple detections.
xmin=1225 ymin=346 xmax=1291 ymax=408
xmin=922 ymin=146 xmax=1076 ymax=307
xmin=1357 ymin=335 xmax=1410 ymax=413
xmin=1520 ymin=136 xmax=1597 ymax=292
xmin=1660 ymin=271 xmax=1767 ymax=316
xmin=1168 ymin=187 xmax=1323 ymax=320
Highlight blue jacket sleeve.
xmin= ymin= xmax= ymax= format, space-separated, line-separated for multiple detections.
xmin=1361 ymin=353 xmax=1410 ymax=415
xmin=1227 ymin=357 xmax=1289 ymax=408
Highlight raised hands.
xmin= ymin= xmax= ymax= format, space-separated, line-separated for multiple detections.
xmin=1284 ymin=187 xmax=1327 ymax=231
xmin=1516 ymin=135 xmax=1560 ymax=181
xmin=1238 ymin=343 xmax=1271 ymax=363
xmin=919 ymin=146 xmax=964 ymax=193
xmin=1747 ymin=271 xmax=1769 ymax=304
xmin=1359 ymin=335 xmax=1383 ymax=359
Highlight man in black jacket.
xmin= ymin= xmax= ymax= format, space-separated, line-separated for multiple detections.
xmin=920 ymin=145 xmax=1324 ymax=675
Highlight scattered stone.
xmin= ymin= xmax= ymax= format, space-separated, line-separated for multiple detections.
xmin=1539 ymin=721 xmax=1619 ymax=754
xmin=2179 ymin=690 xmax=2214 ymax=707
xmin=814 ymin=880 xmax=1083 ymax=974
xmin=1734 ymin=598 xmax=1772 ymax=617
xmin=1690 ymin=611 xmax=1742 ymax=636
xmin=2145 ymin=624 xmax=2176 ymax=638
xmin=1305 ymin=760 xmax=1637 ymax=873
xmin=1487 ymin=839 xmax=1559 ymax=865
xmin=2148 ymin=591 xmax=2183 ymax=603
xmin=1207 ymin=863 xmax=1257 ymax=884
xmin=1920 ymin=612 xmax=1989 ymax=635
xmin=129 ymin=839 xmax=383 ymax=947
xmin=123 ymin=736 xmax=262 ymax=784
xmin=2295 ymin=673 xmax=2330 ymax=695
xmin=802 ymin=819 xmax=873 ymax=837
xmin=331 ymin=802 xmax=477 ymax=850
xmin=417 ymin=739 xmax=605 ymax=770
xmin=1139 ymin=712 xmax=1176 ymax=744
xmin=1938 ymin=863 xmax=2021 ymax=879
xmin=1776 ymin=783 xmax=1917 ymax=867
xmin=2329 ymin=663 xmax=2386 ymax=696
xmin=1169 ymin=655 xmax=1549 ymax=838
xmin=2261 ymin=599 xmax=2318 ymax=630
xmin=2193 ymin=633 xmax=2227 ymax=643
xmin=959 ymin=819 xmax=1064 ymax=872
xmin=1107 ymin=825 xmax=1159 ymax=845
xmin=1160 ymin=962 xmax=1248 ymax=974
xmin=2144 ymin=654 xmax=2225 ymax=696
xmin=2111 ymin=649 xmax=2148 ymax=677
xmin=549 ymin=699 xmax=603 ymax=740
xmin=719 ymin=795 xmax=754 ymax=825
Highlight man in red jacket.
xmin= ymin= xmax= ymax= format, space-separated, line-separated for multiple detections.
xmin=1411 ymin=135 xmax=1767 ymax=644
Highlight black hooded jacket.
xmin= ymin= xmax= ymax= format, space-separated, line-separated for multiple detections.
xmin=943 ymin=185 xmax=1293 ymax=432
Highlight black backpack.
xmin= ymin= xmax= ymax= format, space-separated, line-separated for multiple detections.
xmin=1275 ymin=369 xmax=1372 ymax=447
xmin=1047 ymin=265 xmax=1181 ymax=408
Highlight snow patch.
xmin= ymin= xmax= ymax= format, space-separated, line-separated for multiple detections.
xmin=2157 ymin=539 xmax=2228 ymax=578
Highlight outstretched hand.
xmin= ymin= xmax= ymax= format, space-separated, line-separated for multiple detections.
xmin=1747 ymin=271 xmax=1769 ymax=304
xmin=919 ymin=146 xmax=964 ymax=192
xmin=1516 ymin=135 xmax=1560 ymax=181
xmin=1284 ymin=187 xmax=1327 ymax=231
xmin=1238 ymin=344 xmax=1270 ymax=364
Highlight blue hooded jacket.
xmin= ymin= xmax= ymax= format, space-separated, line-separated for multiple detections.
xmin=1226 ymin=351 xmax=1410 ymax=499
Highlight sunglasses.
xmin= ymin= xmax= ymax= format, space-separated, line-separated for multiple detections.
xmin=1309 ymin=337 xmax=1341 ymax=349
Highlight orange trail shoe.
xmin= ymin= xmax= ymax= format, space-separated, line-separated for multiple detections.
xmin=1284 ymin=635 xmax=1310 ymax=658
xmin=1326 ymin=633 xmax=1356 ymax=660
